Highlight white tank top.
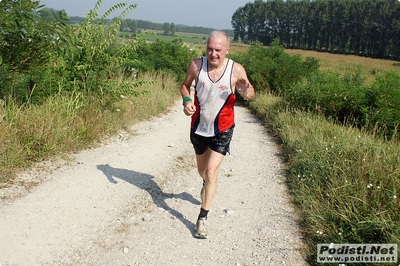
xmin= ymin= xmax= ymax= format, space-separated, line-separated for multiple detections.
xmin=191 ymin=57 xmax=235 ymax=137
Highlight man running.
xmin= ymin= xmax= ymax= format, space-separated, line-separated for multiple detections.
xmin=180 ymin=30 xmax=255 ymax=239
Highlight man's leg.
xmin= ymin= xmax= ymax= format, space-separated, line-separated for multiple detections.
xmin=194 ymin=148 xmax=225 ymax=238
xmin=197 ymin=149 xmax=208 ymax=204
xmin=196 ymin=148 xmax=225 ymax=211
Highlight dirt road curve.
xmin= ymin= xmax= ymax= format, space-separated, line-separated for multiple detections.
xmin=0 ymin=101 xmax=307 ymax=265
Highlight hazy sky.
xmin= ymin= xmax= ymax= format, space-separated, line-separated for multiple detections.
xmin=39 ymin=0 xmax=252 ymax=29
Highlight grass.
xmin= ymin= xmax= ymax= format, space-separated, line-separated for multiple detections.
xmin=286 ymin=49 xmax=400 ymax=85
xmin=246 ymin=46 xmax=400 ymax=264
xmin=0 ymin=71 xmax=180 ymax=186
xmin=241 ymin=43 xmax=400 ymax=265
xmin=249 ymin=92 xmax=400 ymax=265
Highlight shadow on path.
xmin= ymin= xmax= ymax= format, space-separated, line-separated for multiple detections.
xmin=96 ymin=164 xmax=200 ymax=237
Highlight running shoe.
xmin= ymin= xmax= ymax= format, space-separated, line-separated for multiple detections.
xmin=194 ymin=217 xmax=208 ymax=239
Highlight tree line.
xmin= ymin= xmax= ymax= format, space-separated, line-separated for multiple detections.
xmin=53 ymin=14 xmax=234 ymax=36
xmin=232 ymin=0 xmax=400 ymax=60
xmin=120 ymin=18 xmax=233 ymax=36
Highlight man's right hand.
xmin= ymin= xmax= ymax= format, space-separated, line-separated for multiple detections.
xmin=183 ymin=102 xmax=196 ymax=116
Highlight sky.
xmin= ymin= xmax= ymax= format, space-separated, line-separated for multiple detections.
xmin=39 ymin=0 xmax=252 ymax=29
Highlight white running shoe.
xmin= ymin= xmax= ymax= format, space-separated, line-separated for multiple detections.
xmin=194 ymin=217 xmax=208 ymax=239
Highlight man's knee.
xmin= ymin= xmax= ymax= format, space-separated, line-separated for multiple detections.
xmin=205 ymin=168 xmax=219 ymax=181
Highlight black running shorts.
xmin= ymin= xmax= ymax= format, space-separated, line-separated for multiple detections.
xmin=190 ymin=125 xmax=235 ymax=156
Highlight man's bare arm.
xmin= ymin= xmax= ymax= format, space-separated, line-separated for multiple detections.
xmin=181 ymin=59 xmax=200 ymax=116
xmin=233 ymin=63 xmax=255 ymax=100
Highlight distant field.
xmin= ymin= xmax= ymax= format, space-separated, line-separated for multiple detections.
xmin=143 ymin=32 xmax=206 ymax=43
xmin=286 ymin=49 xmax=400 ymax=84
xmin=119 ymin=30 xmax=207 ymax=43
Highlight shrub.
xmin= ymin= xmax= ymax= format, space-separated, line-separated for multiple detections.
xmin=61 ymin=1 xmax=138 ymax=95
xmin=285 ymin=71 xmax=366 ymax=125
xmin=229 ymin=40 xmax=320 ymax=95
xmin=0 ymin=0 xmax=71 ymax=104
xmin=122 ymin=38 xmax=193 ymax=82
xmin=363 ymin=71 xmax=400 ymax=139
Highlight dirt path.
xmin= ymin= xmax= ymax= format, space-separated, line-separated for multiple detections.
xmin=0 ymin=101 xmax=307 ymax=265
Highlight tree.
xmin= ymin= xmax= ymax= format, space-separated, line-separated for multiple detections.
xmin=0 ymin=0 xmax=71 ymax=101
xmin=37 ymin=7 xmax=68 ymax=23
xmin=170 ymin=22 xmax=176 ymax=36
xmin=131 ymin=20 xmax=138 ymax=34
xmin=163 ymin=22 xmax=170 ymax=35
xmin=231 ymin=0 xmax=400 ymax=60
xmin=232 ymin=7 xmax=247 ymax=42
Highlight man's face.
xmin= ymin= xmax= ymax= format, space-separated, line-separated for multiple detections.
xmin=206 ymin=35 xmax=229 ymax=67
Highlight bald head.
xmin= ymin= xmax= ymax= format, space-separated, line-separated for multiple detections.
xmin=207 ymin=31 xmax=230 ymax=47
xmin=206 ymin=31 xmax=230 ymax=68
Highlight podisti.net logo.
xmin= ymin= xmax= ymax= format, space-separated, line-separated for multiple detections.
xmin=317 ymin=244 xmax=398 ymax=263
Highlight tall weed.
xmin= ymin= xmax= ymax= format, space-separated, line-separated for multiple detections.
xmin=364 ymin=71 xmax=400 ymax=139
xmin=285 ymin=71 xmax=366 ymax=125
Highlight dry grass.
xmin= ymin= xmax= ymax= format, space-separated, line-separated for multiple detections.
xmin=0 ymin=72 xmax=180 ymax=185
xmin=229 ymin=42 xmax=251 ymax=54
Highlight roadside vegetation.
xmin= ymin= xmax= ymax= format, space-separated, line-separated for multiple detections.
xmin=235 ymin=44 xmax=400 ymax=265
xmin=0 ymin=0 xmax=191 ymax=184
xmin=1 ymin=0 xmax=400 ymax=265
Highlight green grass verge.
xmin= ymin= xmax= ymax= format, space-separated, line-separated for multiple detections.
xmin=249 ymin=92 xmax=400 ymax=266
